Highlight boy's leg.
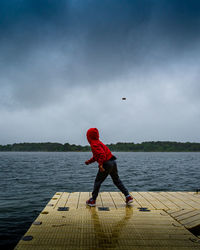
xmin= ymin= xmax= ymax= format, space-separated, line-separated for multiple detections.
xmin=110 ymin=161 xmax=129 ymax=197
xmin=92 ymin=170 xmax=109 ymax=200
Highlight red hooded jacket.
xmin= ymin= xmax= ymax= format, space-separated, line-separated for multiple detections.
xmin=86 ymin=128 xmax=113 ymax=166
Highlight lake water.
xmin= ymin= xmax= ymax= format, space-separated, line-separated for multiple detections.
xmin=0 ymin=151 xmax=200 ymax=249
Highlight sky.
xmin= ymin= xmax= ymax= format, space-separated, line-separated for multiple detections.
xmin=0 ymin=0 xmax=200 ymax=145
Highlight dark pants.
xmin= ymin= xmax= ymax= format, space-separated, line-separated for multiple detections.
xmin=92 ymin=159 xmax=129 ymax=200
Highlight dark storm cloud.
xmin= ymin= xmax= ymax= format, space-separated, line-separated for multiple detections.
xmin=0 ymin=0 xmax=200 ymax=109
xmin=1 ymin=0 xmax=200 ymax=144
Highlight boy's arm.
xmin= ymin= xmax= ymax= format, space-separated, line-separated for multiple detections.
xmin=85 ymin=157 xmax=96 ymax=165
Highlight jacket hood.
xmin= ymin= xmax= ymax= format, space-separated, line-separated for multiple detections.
xmin=87 ymin=128 xmax=99 ymax=143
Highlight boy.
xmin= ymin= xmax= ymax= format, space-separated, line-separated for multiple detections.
xmin=85 ymin=128 xmax=133 ymax=206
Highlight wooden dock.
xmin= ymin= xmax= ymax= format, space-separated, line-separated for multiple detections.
xmin=14 ymin=192 xmax=200 ymax=250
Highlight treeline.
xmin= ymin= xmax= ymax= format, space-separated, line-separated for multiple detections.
xmin=107 ymin=141 xmax=200 ymax=152
xmin=0 ymin=141 xmax=200 ymax=152
xmin=0 ymin=143 xmax=90 ymax=152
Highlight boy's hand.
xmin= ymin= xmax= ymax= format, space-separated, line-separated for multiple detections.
xmin=99 ymin=165 xmax=105 ymax=172
xmin=85 ymin=160 xmax=90 ymax=165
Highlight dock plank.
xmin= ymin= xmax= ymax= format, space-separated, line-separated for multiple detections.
xmin=109 ymin=191 xmax=126 ymax=209
xmin=131 ymin=192 xmax=155 ymax=209
xmin=177 ymin=192 xmax=200 ymax=208
xmin=100 ymin=192 xmax=116 ymax=208
xmin=148 ymin=192 xmax=179 ymax=210
xmin=181 ymin=213 xmax=200 ymax=226
xmin=55 ymin=192 xmax=70 ymax=208
xmin=65 ymin=192 xmax=79 ymax=209
xmin=77 ymin=192 xmax=90 ymax=208
xmin=171 ymin=192 xmax=197 ymax=208
xmin=160 ymin=192 xmax=192 ymax=209
xmin=140 ymin=192 xmax=168 ymax=210
xmin=168 ymin=192 xmax=198 ymax=209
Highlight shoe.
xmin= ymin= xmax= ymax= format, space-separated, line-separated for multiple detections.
xmin=86 ymin=198 xmax=96 ymax=207
xmin=126 ymin=195 xmax=133 ymax=204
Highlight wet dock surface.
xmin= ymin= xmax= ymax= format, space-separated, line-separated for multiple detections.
xmin=14 ymin=192 xmax=200 ymax=249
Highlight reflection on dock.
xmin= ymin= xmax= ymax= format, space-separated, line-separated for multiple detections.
xmin=14 ymin=192 xmax=200 ymax=249
xmin=90 ymin=206 xmax=133 ymax=249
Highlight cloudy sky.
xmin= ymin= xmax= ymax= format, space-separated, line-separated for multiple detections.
xmin=0 ymin=0 xmax=200 ymax=145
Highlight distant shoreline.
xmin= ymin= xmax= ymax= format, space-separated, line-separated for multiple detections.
xmin=1 ymin=141 xmax=200 ymax=152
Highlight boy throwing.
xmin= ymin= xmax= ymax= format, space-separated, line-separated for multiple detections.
xmin=85 ymin=128 xmax=133 ymax=206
